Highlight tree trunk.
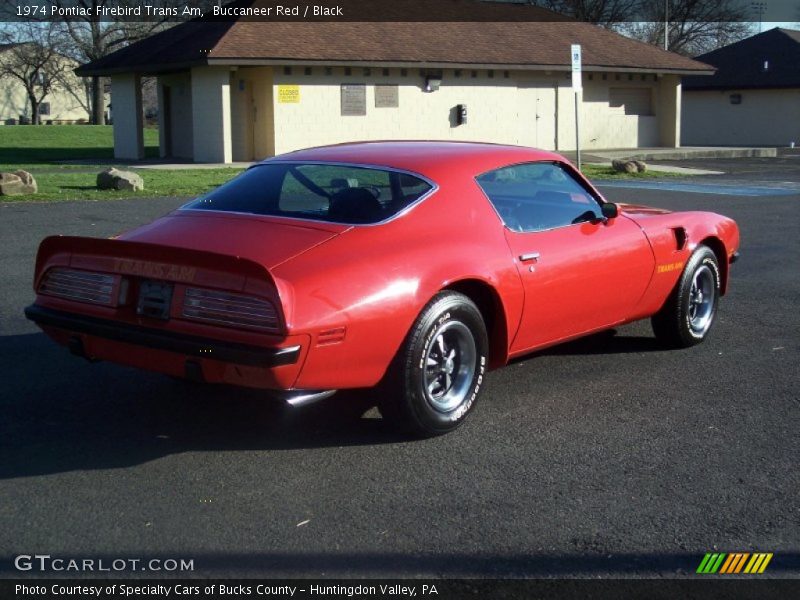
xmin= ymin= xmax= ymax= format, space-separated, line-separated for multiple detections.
xmin=28 ymin=93 xmax=40 ymax=125
xmin=92 ymin=76 xmax=105 ymax=125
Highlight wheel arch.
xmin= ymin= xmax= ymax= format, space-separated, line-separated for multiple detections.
xmin=697 ymin=236 xmax=729 ymax=295
xmin=443 ymin=278 xmax=509 ymax=370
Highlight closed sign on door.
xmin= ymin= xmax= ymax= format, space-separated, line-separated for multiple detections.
xmin=278 ymin=85 xmax=300 ymax=103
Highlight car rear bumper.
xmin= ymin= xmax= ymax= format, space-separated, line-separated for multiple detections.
xmin=24 ymin=304 xmax=300 ymax=368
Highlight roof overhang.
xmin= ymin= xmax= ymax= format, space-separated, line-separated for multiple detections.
xmin=684 ymin=83 xmax=800 ymax=91
xmin=75 ymin=61 xmax=206 ymax=77
xmin=211 ymin=57 xmax=714 ymax=75
xmin=78 ymin=57 xmax=713 ymax=77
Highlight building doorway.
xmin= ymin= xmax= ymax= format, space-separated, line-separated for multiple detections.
xmin=517 ymin=83 xmax=558 ymax=150
xmin=161 ymin=86 xmax=172 ymax=157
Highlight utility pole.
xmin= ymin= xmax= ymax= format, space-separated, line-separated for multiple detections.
xmin=664 ymin=0 xmax=669 ymax=50
xmin=751 ymin=2 xmax=767 ymax=33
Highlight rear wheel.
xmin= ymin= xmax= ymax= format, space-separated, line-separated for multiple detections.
xmin=380 ymin=291 xmax=489 ymax=437
xmin=652 ymin=245 xmax=721 ymax=348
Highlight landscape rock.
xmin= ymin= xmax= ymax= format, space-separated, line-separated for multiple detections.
xmin=0 ymin=170 xmax=37 ymax=195
xmin=97 ymin=167 xmax=144 ymax=191
xmin=14 ymin=170 xmax=38 ymax=193
xmin=611 ymin=159 xmax=639 ymax=174
xmin=610 ymin=159 xmax=648 ymax=173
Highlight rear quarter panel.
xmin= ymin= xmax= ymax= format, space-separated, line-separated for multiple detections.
xmin=272 ymin=175 xmax=524 ymax=390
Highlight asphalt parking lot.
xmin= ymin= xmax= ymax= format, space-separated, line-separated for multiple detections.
xmin=1 ymin=169 xmax=798 ymax=579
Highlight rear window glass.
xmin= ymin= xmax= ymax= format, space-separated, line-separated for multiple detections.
xmin=184 ymin=163 xmax=433 ymax=224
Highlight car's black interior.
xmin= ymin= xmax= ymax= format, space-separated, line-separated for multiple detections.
xmin=477 ymin=162 xmax=604 ymax=233
xmin=488 ymin=190 xmax=603 ymax=233
xmin=328 ymin=187 xmax=384 ymax=224
xmin=187 ymin=163 xmax=434 ymax=225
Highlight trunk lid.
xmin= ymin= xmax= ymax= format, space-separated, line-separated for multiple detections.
xmin=118 ymin=210 xmax=349 ymax=270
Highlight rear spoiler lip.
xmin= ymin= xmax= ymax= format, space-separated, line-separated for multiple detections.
xmin=33 ymin=234 xmax=290 ymax=334
xmin=34 ymin=236 xmax=274 ymax=287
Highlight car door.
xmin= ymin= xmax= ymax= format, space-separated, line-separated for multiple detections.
xmin=476 ymin=162 xmax=654 ymax=354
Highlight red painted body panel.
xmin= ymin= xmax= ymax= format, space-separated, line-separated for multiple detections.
xmin=503 ymin=215 xmax=654 ymax=353
xmin=27 ymin=142 xmax=740 ymax=394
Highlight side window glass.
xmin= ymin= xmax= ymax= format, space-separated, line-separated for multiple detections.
xmin=476 ymin=162 xmax=602 ymax=232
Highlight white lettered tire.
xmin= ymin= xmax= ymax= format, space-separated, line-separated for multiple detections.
xmin=652 ymin=245 xmax=721 ymax=348
xmin=380 ymin=291 xmax=489 ymax=436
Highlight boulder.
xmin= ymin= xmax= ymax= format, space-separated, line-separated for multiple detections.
xmin=0 ymin=170 xmax=37 ymax=195
xmin=0 ymin=173 xmax=22 ymax=196
xmin=14 ymin=170 xmax=37 ymax=193
xmin=632 ymin=160 xmax=647 ymax=173
xmin=97 ymin=167 xmax=144 ymax=191
xmin=611 ymin=159 xmax=639 ymax=174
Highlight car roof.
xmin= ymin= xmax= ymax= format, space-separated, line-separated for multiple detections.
xmin=261 ymin=141 xmax=567 ymax=179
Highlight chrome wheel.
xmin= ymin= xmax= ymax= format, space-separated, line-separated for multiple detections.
xmin=688 ymin=265 xmax=716 ymax=335
xmin=423 ymin=321 xmax=477 ymax=413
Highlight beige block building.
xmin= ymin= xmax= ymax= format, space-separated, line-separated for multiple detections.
xmin=76 ymin=12 xmax=712 ymax=163
xmin=682 ymin=28 xmax=800 ymax=147
xmin=0 ymin=44 xmax=92 ymax=124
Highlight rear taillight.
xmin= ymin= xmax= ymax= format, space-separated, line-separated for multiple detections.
xmin=38 ymin=268 xmax=118 ymax=306
xmin=182 ymin=287 xmax=279 ymax=333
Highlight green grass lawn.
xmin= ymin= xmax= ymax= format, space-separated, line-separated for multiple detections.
xmin=0 ymin=166 xmax=245 ymax=202
xmin=580 ymin=163 xmax=684 ymax=179
xmin=0 ymin=125 xmax=243 ymax=202
xmin=0 ymin=125 xmax=160 ymax=163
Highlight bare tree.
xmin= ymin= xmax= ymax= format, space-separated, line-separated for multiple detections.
xmin=534 ymin=0 xmax=643 ymax=26
xmin=52 ymin=1 xmax=221 ymax=124
xmin=52 ymin=0 xmax=183 ymax=125
xmin=617 ymin=0 xmax=754 ymax=56
xmin=492 ymin=0 xmax=756 ymax=54
xmin=0 ymin=23 xmax=74 ymax=124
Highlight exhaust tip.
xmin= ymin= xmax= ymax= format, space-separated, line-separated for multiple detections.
xmin=184 ymin=359 xmax=206 ymax=383
xmin=279 ymin=389 xmax=337 ymax=408
xmin=68 ymin=335 xmax=98 ymax=362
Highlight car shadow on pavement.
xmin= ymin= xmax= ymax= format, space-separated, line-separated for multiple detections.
xmin=0 ymin=333 xmax=406 ymax=480
xmin=507 ymin=330 xmax=665 ymax=367
xmin=540 ymin=329 xmax=664 ymax=356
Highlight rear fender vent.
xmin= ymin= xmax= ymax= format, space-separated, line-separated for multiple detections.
xmin=316 ymin=326 xmax=346 ymax=346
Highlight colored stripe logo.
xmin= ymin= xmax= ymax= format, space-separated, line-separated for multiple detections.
xmin=697 ymin=552 xmax=773 ymax=574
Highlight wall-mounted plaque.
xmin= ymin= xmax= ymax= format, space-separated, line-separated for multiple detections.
xmin=375 ymin=84 xmax=399 ymax=108
xmin=277 ymin=84 xmax=300 ymax=103
xmin=341 ymin=84 xmax=366 ymax=116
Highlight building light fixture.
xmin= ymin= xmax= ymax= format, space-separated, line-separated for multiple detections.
xmin=425 ymin=75 xmax=442 ymax=92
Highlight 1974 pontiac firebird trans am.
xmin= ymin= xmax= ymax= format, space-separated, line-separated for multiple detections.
xmin=25 ymin=142 xmax=740 ymax=436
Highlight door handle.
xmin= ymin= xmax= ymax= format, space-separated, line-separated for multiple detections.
xmin=519 ymin=252 xmax=540 ymax=262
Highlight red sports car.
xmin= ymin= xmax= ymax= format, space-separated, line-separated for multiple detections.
xmin=25 ymin=142 xmax=740 ymax=436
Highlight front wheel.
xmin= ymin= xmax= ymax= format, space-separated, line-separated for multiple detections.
xmin=380 ymin=291 xmax=489 ymax=437
xmin=652 ymin=245 xmax=721 ymax=348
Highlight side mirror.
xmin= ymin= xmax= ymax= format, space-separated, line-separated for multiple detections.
xmin=601 ymin=202 xmax=618 ymax=220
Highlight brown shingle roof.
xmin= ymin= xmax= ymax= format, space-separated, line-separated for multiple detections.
xmin=76 ymin=1 xmax=712 ymax=76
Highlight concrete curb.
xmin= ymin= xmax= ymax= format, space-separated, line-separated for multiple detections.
xmin=585 ymin=161 xmax=724 ymax=176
